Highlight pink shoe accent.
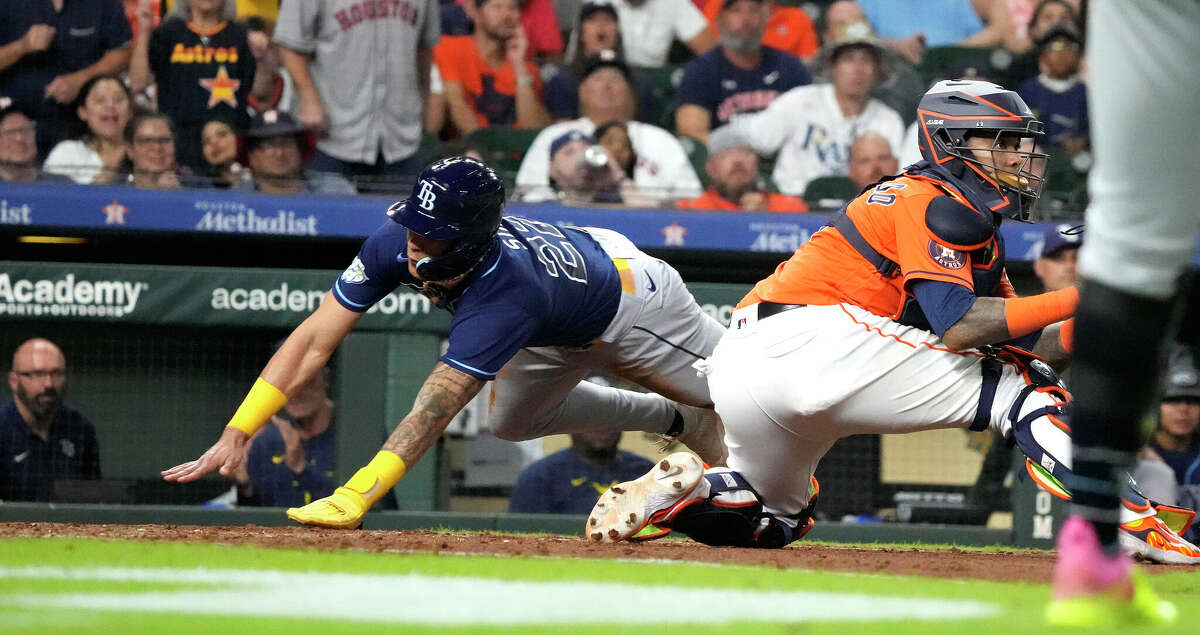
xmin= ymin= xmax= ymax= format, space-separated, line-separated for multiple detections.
xmin=1052 ymin=516 xmax=1133 ymax=601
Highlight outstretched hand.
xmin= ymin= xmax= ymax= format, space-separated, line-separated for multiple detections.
xmin=161 ymin=427 xmax=251 ymax=483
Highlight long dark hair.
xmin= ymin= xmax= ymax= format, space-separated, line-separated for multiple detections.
xmin=72 ymin=75 xmax=134 ymax=142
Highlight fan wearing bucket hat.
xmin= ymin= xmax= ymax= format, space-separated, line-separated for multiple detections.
xmin=674 ymin=0 xmax=811 ymax=144
xmin=236 ymin=110 xmax=355 ymax=196
xmin=720 ymin=18 xmax=902 ymax=196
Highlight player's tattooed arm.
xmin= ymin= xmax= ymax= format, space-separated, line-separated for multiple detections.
xmin=942 ymin=297 xmax=1010 ymax=351
xmin=1031 ymin=322 xmax=1071 ymax=371
xmin=382 ymin=362 xmax=484 ymax=466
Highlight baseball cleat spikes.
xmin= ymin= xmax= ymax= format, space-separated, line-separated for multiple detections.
xmin=583 ymin=452 xmax=706 ymax=543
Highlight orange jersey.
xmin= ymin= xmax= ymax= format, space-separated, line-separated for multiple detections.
xmin=433 ymin=36 xmax=543 ymax=129
xmin=702 ymin=2 xmax=819 ymax=59
xmin=675 ymin=188 xmax=809 ymax=212
xmin=740 ymin=174 xmax=1011 ymax=317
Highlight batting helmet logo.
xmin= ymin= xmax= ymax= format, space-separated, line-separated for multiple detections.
xmin=927 ymin=240 xmax=967 ymax=269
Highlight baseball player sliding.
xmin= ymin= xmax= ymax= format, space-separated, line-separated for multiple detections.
xmin=162 ymin=157 xmax=727 ymax=528
xmin=589 ymin=81 xmax=1200 ymax=565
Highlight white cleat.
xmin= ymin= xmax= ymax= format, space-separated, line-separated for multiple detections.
xmin=586 ymin=452 xmax=707 ymax=543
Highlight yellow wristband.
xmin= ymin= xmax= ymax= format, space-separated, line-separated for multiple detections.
xmin=344 ymin=451 xmax=407 ymax=507
xmin=226 ymin=377 xmax=288 ymax=436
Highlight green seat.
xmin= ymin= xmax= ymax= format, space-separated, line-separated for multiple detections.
xmin=677 ymin=134 xmax=709 ymax=186
xmin=632 ymin=64 xmax=681 ymax=132
xmin=803 ymin=175 xmax=859 ymax=208
xmin=918 ymin=46 xmax=1001 ymax=86
xmin=464 ymin=127 xmax=541 ymax=175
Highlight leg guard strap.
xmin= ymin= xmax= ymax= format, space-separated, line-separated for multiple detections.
xmin=665 ymin=471 xmax=819 ymax=549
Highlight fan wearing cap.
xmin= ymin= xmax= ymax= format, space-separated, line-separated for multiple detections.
xmin=434 ymin=0 xmax=550 ymax=134
xmin=545 ymin=2 xmax=661 ymax=124
xmin=516 ymin=52 xmax=701 ymax=203
xmin=700 ymin=0 xmax=819 ymax=61
xmin=1132 ymin=347 xmax=1200 ymax=514
xmin=722 ymin=20 xmax=902 ymax=196
xmin=1017 ymin=24 xmax=1088 ymax=157
xmin=547 ymin=129 xmax=628 ymax=205
xmin=676 ymin=126 xmax=806 ymax=212
xmin=235 ymin=109 xmax=355 ymax=196
xmin=674 ymin=0 xmax=810 ymax=144
xmin=1034 ymin=224 xmax=1082 ymax=293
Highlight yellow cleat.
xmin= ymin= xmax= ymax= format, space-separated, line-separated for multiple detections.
xmin=286 ymin=487 xmax=368 ymax=529
xmin=1045 ymin=570 xmax=1177 ymax=628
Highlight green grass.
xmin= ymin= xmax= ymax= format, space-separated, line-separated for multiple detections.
xmin=0 ymin=537 xmax=1196 ymax=633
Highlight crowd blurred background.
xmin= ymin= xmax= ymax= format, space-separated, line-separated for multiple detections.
xmin=1 ymin=0 xmax=1091 ymax=215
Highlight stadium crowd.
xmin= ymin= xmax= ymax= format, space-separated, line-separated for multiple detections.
xmin=1 ymin=0 xmax=1089 ymax=213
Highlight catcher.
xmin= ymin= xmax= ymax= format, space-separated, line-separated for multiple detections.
xmin=588 ymin=80 xmax=1200 ymax=564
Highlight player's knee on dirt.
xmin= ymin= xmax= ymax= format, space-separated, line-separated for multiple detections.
xmin=666 ymin=471 xmax=817 ymax=549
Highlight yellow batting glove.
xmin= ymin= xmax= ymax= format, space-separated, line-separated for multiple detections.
xmin=287 ymin=451 xmax=406 ymax=529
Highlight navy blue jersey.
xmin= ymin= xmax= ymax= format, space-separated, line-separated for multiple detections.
xmin=676 ymin=45 xmax=811 ymax=130
xmin=333 ymin=216 xmax=622 ymax=379
xmin=0 ymin=400 xmax=100 ymax=502
xmin=245 ymin=421 xmax=337 ymax=508
xmin=1017 ymin=77 xmax=1089 ymax=148
xmin=508 ymin=448 xmax=655 ymax=514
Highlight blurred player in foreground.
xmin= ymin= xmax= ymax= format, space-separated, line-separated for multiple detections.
xmin=1045 ymin=0 xmax=1200 ymax=627
xmin=162 ymin=156 xmax=726 ymax=527
xmin=587 ymin=80 xmax=1200 ymax=570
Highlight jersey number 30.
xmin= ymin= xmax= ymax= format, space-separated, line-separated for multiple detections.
xmin=501 ymin=218 xmax=589 ymax=283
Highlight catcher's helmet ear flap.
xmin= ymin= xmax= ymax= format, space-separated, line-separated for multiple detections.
xmin=915 ymin=80 xmax=1048 ymax=221
xmin=388 ymin=156 xmax=505 ymax=281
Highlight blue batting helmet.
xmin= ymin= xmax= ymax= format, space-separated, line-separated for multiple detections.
xmin=388 ymin=156 xmax=506 ymax=281
xmin=916 ymin=80 xmax=1048 ymax=221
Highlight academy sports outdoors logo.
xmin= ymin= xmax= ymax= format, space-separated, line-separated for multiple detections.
xmin=0 ymin=273 xmax=146 ymax=317
xmin=927 ymin=240 xmax=967 ymax=270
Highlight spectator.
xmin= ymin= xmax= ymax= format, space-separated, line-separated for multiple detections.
xmin=675 ymin=0 xmax=811 ymax=144
xmin=546 ymin=129 xmax=651 ymax=206
xmin=612 ymin=0 xmax=716 ymax=68
xmin=595 ymin=120 xmax=635 ymax=179
xmin=435 ymin=0 xmax=550 ymax=134
xmin=1 ymin=338 xmax=101 ymax=503
xmin=0 ymin=0 xmax=133 ymax=158
xmin=0 ymin=105 xmax=72 ymax=183
xmin=1005 ymin=0 xmax=1078 ymax=57
xmin=1033 ymin=223 xmax=1082 ymax=292
xmin=124 ymin=111 xmax=182 ymax=189
xmin=846 ymin=131 xmax=898 ymax=190
xmin=1017 ymin=24 xmax=1087 ymax=157
xmin=545 ymin=2 xmax=661 ymax=124
xmin=198 ymin=116 xmax=245 ymax=188
xmin=241 ymin=361 xmax=338 ymax=508
xmin=272 ymin=0 xmax=439 ymax=189
xmin=856 ymin=0 xmax=1013 ymax=64
xmin=509 ymin=428 xmax=655 ymax=515
xmin=676 ymin=126 xmax=807 ymax=212
xmin=1134 ymin=348 xmax=1200 ymax=506
xmin=725 ymin=24 xmax=903 ymax=196
xmin=700 ymin=0 xmax=819 ymax=61
xmin=237 ymin=109 xmax=356 ymax=196
xmin=819 ymin=3 xmax=924 ymax=126
xmin=42 ymin=75 xmax=133 ymax=185
xmin=128 ymin=0 xmax=254 ymax=169
xmin=245 ymin=16 xmax=298 ymax=119
xmin=515 ymin=53 xmax=702 ymax=202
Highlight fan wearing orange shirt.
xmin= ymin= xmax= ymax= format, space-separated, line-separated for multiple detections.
xmin=435 ymin=0 xmax=551 ymax=134
xmin=701 ymin=0 xmax=818 ymax=60
xmin=587 ymin=80 xmax=1200 ymax=565
xmin=675 ymin=127 xmax=807 ymax=212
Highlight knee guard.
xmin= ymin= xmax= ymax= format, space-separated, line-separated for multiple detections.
xmin=997 ymin=350 xmax=1075 ymax=499
xmin=664 ymin=469 xmax=819 ymax=549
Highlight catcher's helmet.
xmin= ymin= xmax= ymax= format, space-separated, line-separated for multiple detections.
xmin=916 ymin=80 xmax=1048 ymax=221
xmin=388 ymin=156 xmax=505 ymax=281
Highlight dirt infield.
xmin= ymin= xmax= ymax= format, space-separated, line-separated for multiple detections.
xmin=0 ymin=521 xmax=1082 ymax=583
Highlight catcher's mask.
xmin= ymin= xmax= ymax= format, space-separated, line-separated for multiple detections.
xmin=917 ymin=79 xmax=1049 ymax=222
